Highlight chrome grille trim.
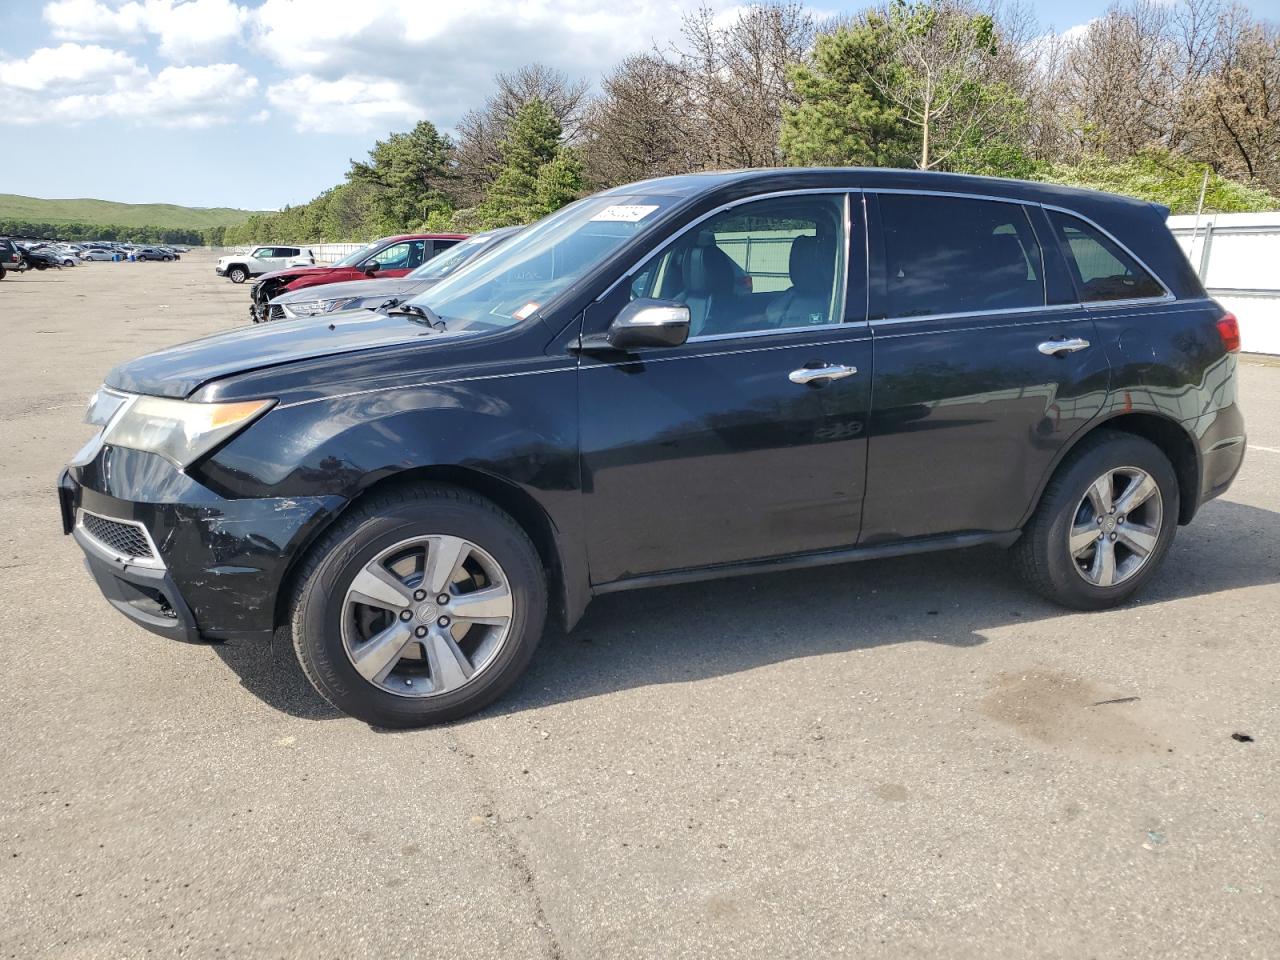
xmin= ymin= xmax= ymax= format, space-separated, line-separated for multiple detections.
xmin=76 ymin=509 xmax=165 ymax=570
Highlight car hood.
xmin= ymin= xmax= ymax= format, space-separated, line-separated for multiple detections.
xmin=273 ymin=276 xmax=427 ymax=305
xmin=106 ymin=309 xmax=460 ymax=399
xmin=257 ymin=265 xmax=333 ymax=283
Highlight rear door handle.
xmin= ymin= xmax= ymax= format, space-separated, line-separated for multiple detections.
xmin=1037 ymin=337 xmax=1091 ymax=356
xmin=789 ymin=364 xmax=857 ymax=385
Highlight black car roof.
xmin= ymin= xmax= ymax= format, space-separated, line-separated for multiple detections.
xmin=604 ymin=166 xmax=1166 ymax=216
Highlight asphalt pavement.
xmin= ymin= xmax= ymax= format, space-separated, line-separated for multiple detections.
xmin=1 ymin=252 xmax=1276 ymax=959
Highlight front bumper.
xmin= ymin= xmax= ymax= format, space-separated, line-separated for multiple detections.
xmin=59 ymin=450 xmax=344 ymax=643
xmin=215 ymin=265 xmax=227 ymax=276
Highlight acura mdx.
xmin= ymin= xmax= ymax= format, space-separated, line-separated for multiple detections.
xmin=59 ymin=169 xmax=1246 ymax=727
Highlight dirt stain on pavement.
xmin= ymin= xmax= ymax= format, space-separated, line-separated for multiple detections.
xmin=981 ymin=670 xmax=1174 ymax=756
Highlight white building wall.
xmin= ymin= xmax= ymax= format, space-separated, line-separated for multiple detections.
xmin=1167 ymin=212 xmax=1280 ymax=355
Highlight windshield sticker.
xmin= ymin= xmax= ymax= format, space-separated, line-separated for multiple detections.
xmin=512 ymin=302 xmax=540 ymax=320
xmin=589 ymin=204 xmax=660 ymax=223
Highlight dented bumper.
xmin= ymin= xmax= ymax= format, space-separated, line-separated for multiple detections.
xmin=59 ymin=448 xmax=344 ymax=643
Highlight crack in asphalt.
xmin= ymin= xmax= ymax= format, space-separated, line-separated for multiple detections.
xmin=442 ymin=727 xmax=565 ymax=960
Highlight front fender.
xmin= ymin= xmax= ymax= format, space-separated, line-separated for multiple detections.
xmin=198 ymin=366 xmax=587 ymax=624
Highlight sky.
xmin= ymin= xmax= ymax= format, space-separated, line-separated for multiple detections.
xmin=0 ymin=0 xmax=1273 ymax=212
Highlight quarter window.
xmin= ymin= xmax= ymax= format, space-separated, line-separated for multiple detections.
xmin=879 ymin=194 xmax=1045 ymax=318
xmin=1046 ymin=211 xmax=1165 ymax=302
xmin=631 ymin=194 xmax=848 ymax=338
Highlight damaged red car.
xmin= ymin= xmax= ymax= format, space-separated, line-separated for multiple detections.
xmin=249 ymin=233 xmax=466 ymax=322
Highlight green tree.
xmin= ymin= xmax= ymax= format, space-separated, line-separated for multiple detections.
xmin=348 ymin=120 xmax=456 ymax=232
xmin=1037 ymin=149 xmax=1279 ymax=214
xmin=780 ymin=22 xmax=913 ymax=167
xmin=474 ymin=99 xmax=582 ymax=228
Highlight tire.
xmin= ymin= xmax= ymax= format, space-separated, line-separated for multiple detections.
xmin=228 ymin=265 xmax=249 ymax=284
xmin=0 ymin=265 xmax=5 ymax=280
xmin=1013 ymin=429 xmax=1179 ymax=610
xmin=290 ymin=483 xmax=547 ymax=727
xmin=164 ymin=256 xmax=174 ymax=262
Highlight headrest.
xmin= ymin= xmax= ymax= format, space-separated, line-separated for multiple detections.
xmin=789 ymin=233 xmax=834 ymax=295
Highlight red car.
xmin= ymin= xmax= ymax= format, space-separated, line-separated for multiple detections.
xmin=249 ymin=233 xmax=466 ymax=321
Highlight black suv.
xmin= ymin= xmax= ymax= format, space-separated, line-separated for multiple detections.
xmin=59 ymin=169 xmax=1245 ymax=727
xmin=0 ymin=237 xmax=20 ymax=278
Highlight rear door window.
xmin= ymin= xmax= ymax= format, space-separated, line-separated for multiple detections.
xmin=1046 ymin=211 xmax=1166 ymax=302
xmin=877 ymin=194 xmax=1045 ymax=318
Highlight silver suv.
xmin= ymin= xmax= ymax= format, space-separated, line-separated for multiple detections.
xmin=215 ymin=246 xmax=315 ymax=284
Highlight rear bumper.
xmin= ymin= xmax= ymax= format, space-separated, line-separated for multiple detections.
xmin=59 ymin=453 xmax=344 ymax=643
xmin=1188 ymin=399 xmax=1247 ymax=516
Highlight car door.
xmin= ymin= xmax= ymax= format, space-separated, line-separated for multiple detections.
xmin=578 ymin=191 xmax=873 ymax=585
xmin=364 ymin=240 xmax=426 ymax=277
xmin=860 ymin=191 xmax=1110 ymax=544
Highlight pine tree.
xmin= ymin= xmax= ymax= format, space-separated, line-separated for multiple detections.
xmin=475 ymin=100 xmax=582 ymax=228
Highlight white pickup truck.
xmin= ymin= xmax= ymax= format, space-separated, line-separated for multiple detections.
xmin=215 ymin=245 xmax=315 ymax=284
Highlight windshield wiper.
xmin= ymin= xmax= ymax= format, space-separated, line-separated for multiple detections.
xmin=385 ymin=302 xmax=446 ymax=330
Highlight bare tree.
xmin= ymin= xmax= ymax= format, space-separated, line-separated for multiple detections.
xmin=580 ymin=54 xmax=696 ymax=188
xmin=666 ymin=2 xmax=816 ymax=169
xmin=859 ymin=0 xmax=1034 ymax=170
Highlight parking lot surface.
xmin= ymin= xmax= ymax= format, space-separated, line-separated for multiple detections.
xmin=2 ymin=252 xmax=1277 ymax=959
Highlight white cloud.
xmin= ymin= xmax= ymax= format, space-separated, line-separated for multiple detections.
xmin=0 ymin=46 xmax=257 ymax=127
xmin=249 ymin=0 xmax=732 ymax=131
xmin=0 ymin=42 xmax=147 ymax=91
xmin=267 ymin=73 xmax=420 ymax=133
xmin=44 ymin=0 xmax=251 ymax=62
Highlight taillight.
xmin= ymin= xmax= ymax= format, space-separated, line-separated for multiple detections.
xmin=1216 ymin=312 xmax=1241 ymax=353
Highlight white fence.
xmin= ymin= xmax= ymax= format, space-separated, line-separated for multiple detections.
xmin=219 ymin=243 xmax=367 ymax=264
xmin=1168 ymin=212 xmax=1280 ymax=355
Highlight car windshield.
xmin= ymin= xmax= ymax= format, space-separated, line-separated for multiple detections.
xmin=405 ymin=195 xmax=676 ymax=329
xmin=333 ymin=243 xmax=376 ymax=267
xmin=406 ymin=232 xmax=515 ymax=281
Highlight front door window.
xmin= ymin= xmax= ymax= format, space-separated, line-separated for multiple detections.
xmin=631 ymin=194 xmax=847 ymax=338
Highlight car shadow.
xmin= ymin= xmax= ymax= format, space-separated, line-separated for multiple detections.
xmin=209 ymin=497 xmax=1280 ymax=724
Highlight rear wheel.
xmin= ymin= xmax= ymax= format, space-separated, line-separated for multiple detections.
xmin=1014 ymin=430 xmax=1179 ymax=610
xmin=290 ymin=484 xmax=547 ymax=727
xmin=228 ymin=265 xmax=249 ymax=283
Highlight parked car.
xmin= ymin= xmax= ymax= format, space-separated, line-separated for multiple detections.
xmin=80 ymin=248 xmax=118 ymax=262
xmin=0 ymin=237 xmax=21 ymax=278
xmin=58 ymin=168 xmax=1245 ymax=728
xmin=248 ymin=234 xmax=466 ymax=322
xmin=265 ymin=227 xmax=522 ymax=321
xmin=134 ymin=247 xmax=175 ymax=262
xmin=19 ymin=245 xmax=61 ymax=270
xmin=216 ymin=246 xmax=315 ymax=284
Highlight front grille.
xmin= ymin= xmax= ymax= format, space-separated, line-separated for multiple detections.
xmin=81 ymin=512 xmax=155 ymax=561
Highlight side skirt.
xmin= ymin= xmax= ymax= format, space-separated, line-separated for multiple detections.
xmin=591 ymin=530 xmax=1023 ymax=595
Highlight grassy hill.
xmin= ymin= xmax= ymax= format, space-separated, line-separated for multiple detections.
xmin=0 ymin=194 xmax=269 ymax=229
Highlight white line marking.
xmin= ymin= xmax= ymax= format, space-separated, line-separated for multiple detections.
xmin=1249 ymin=445 xmax=1280 ymax=454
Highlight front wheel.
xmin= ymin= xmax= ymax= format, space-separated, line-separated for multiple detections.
xmin=228 ymin=265 xmax=249 ymax=283
xmin=1013 ymin=430 xmax=1179 ymax=610
xmin=290 ymin=484 xmax=547 ymax=727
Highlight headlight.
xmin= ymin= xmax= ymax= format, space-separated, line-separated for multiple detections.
xmin=98 ymin=394 xmax=275 ymax=468
xmin=291 ymin=297 xmax=360 ymax=317
xmin=286 ymin=296 xmax=359 ymax=318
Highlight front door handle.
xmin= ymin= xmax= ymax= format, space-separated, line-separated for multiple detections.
xmin=789 ymin=364 xmax=858 ymax=385
xmin=1038 ymin=337 xmax=1091 ymax=356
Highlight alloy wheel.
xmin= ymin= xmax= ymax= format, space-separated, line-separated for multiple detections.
xmin=341 ymin=535 xmax=514 ymax=698
xmin=1069 ymin=466 xmax=1163 ymax=587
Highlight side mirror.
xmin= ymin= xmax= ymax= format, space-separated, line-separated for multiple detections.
xmin=597 ymin=298 xmax=691 ymax=350
xmin=362 ymin=261 xmax=380 ymax=275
